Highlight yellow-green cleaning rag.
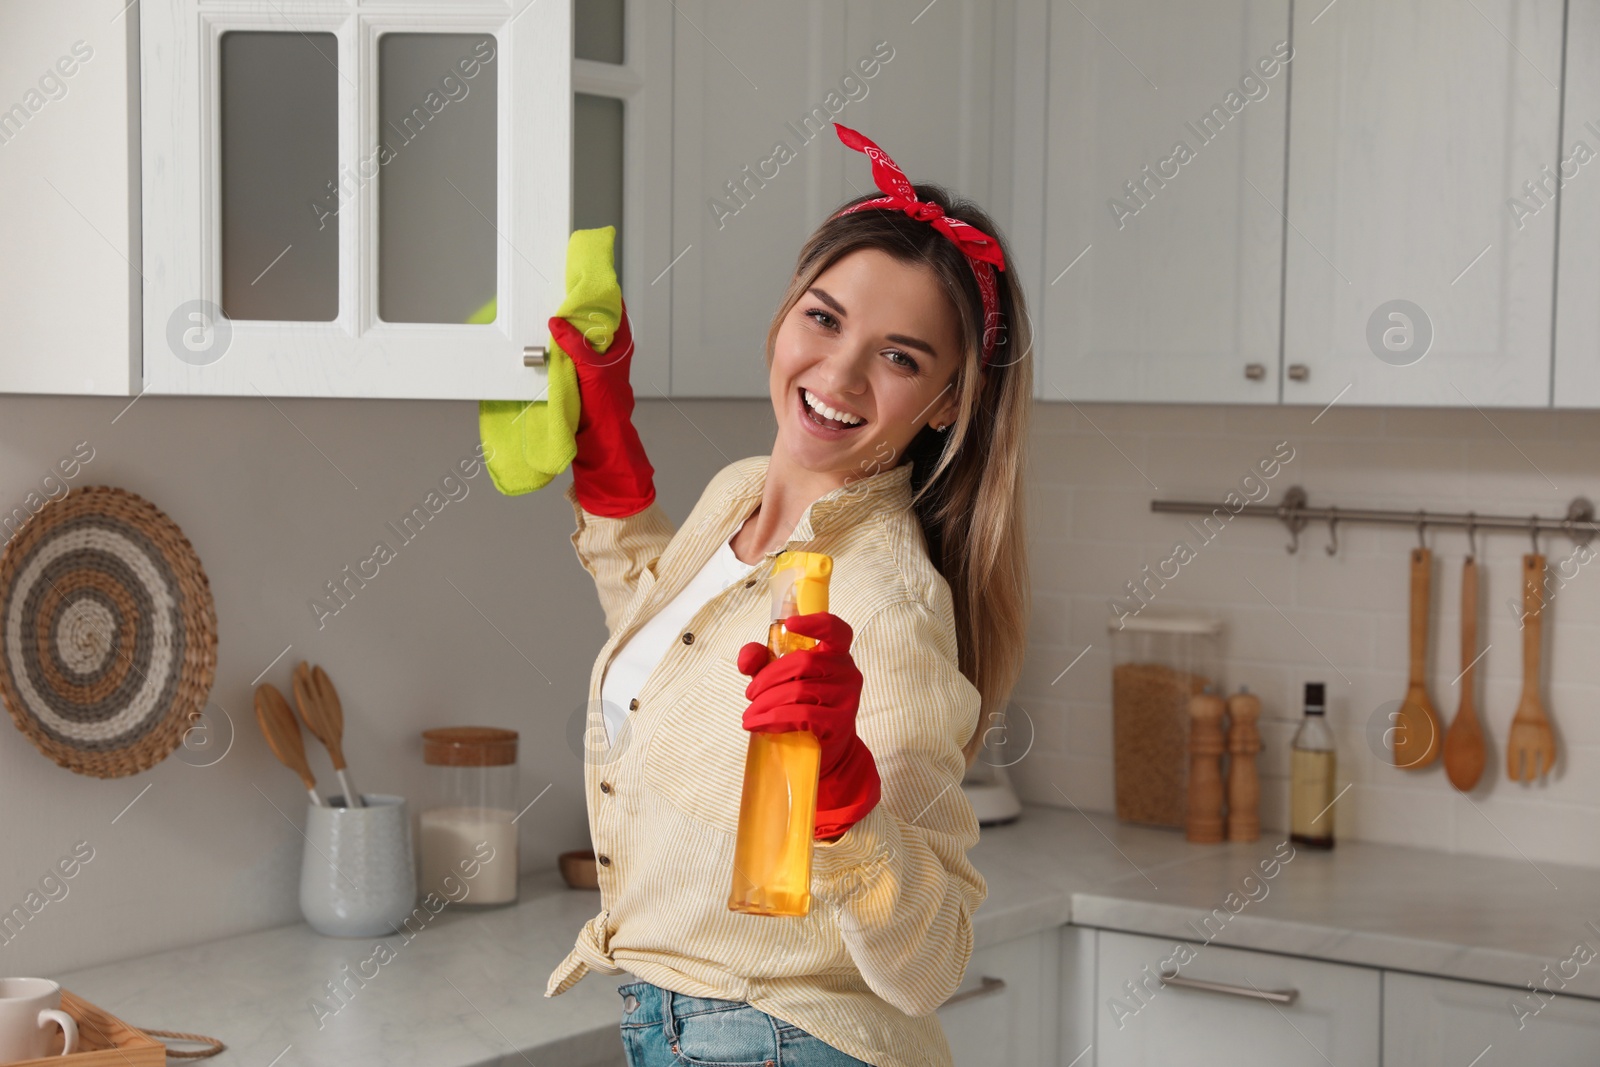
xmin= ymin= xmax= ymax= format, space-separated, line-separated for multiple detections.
xmin=475 ymin=225 xmax=623 ymax=496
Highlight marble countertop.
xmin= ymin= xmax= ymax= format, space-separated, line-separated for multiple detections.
xmin=54 ymin=805 xmax=1600 ymax=1065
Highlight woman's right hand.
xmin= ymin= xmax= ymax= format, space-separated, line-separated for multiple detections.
xmin=547 ymin=298 xmax=657 ymax=517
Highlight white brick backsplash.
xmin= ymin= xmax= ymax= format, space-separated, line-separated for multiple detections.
xmin=1023 ymin=404 xmax=1600 ymax=869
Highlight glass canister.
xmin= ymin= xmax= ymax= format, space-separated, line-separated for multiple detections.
xmin=420 ymin=727 xmax=519 ymax=907
xmin=1106 ymin=614 xmax=1223 ymax=829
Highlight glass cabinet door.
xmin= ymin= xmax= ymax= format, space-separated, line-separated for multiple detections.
xmin=142 ymin=1 xmax=571 ymax=399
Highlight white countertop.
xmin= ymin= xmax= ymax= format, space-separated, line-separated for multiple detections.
xmin=54 ymin=805 xmax=1600 ymax=1065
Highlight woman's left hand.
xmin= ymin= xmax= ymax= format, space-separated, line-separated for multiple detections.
xmin=736 ymin=612 xmax=882 ymax=840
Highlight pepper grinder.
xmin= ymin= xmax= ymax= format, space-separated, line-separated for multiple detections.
xmin=1186 ymin=686 xmax=1227 ymax=844
xmin=1226 ymin=686 xmax=1262 ymax=842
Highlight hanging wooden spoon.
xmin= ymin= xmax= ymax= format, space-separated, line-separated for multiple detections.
xmin=1393 ymin=547 xmax=1441 ymax=769
xmin=292 ymin=661 xmax=364 ymax=807
xmin=1443 ymin=554 xmax=1486 ymax=790
xmin=254 ymin=683 xmax=324 ymax=806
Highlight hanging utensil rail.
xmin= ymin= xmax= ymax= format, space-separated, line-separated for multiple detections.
xmin=1149 ymin=486 xmax=1598 ymax=555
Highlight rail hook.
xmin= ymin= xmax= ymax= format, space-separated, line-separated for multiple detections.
xmin=1416 ymin=511 xmax=1427 ymax=550
xmin=1530 ymin=514 xmax=1541 ymax=555
xmin=1325 ymin=506 xmax=1339 ymax=557
xmin=1465 ymin=512 xmax=1477 ymax=560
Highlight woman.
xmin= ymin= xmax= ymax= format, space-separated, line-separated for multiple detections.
xmin=543 ymin=124 xmax=1032 ymax=1067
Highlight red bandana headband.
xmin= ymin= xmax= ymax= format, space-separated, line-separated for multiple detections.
xmin=830 ymin=122 xmax=1007 ymax=368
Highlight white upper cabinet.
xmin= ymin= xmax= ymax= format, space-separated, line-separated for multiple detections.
xmin=0 ymin=1 xmax=140 ymax=395
xmin=140 ymin=0 xmax=571 ymax=399
xmin=668 ymin=0 xmax=1002 ymax=398
xmin=669 ymin=0 xmax=847 ymax=399
xmin=1554 ymin=0 xmax=1600 ymax=407
xmin=1282 ymin=0 xmax=1564 ymax=408
xmin=1040 ymin=0 xmax=1290 ymax=404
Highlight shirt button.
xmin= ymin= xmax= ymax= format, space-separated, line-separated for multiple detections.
xmin=681 ymin=631 xmax=694 ymax=645
xmin=597 ymin=854 xmax=612 ymax=867
xmin=628 ymin=698 xmax=639 ymax=711
xmin=744 ymin=579 xmax=756 ymax=588
xmin=600 ymin=781 xmax=612 ymax=794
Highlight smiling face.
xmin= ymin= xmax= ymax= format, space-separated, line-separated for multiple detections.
xmin=768 ymin=247 xmax=969 ymax=487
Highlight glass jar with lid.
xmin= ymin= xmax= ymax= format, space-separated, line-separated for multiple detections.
xmin=420 ymin=727 xmax=519 ymax=907
xmin=1106 ymin=613 xmax=1223 ymax=829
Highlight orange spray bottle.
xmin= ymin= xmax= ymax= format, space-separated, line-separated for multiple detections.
xmin=727 ymin=550 xmax=832 ymax=916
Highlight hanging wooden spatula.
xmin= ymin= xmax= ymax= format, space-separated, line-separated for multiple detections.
xmin=1443 ymin=554 xmax=1486 ymax=790
xmin=293 ymin=661 xmax=364 ymax=807
xmin=254 ymin=683 xmax=324 ymax=806
xmin=1507 ymin=553 xmax=1557 ymax=781
xmin=1394 ymin=547 xmax=1441 ymax=769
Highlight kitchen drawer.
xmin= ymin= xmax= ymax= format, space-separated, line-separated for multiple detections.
xmin=1094 ymin=929 xmax=1380 ymax=1067
xmin=940 ymin=927 xmax=1060 ymax=1067
xmin=1384 ymin=970 xmax=1600 ymax=1066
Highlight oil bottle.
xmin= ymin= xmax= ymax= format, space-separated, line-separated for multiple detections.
xmin=1289 ymin=681 xmax=1337 ymax=849
xmin=727 ymin=551 xmax=831 ymax=916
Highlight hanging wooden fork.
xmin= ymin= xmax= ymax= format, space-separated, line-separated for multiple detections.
xmin=1507 ymin=552 xmax=1557 ymax=781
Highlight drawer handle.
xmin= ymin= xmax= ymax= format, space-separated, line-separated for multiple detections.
xmin=941 ymin=976 xmax=1007 ymax=1008
xmin=1159 ymin=969 xmax=1298 ymax=1005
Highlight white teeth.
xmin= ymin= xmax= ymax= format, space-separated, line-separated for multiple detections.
xmin=803 ymin=389 xmax=863 ymax=425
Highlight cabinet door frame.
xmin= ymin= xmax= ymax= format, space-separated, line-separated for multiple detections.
xmin=1281 ymin=0 xmax=1565 ymax=408
xmin=1038 ymin=0 xmax=1290 ymax=406
xmin=0 ymin=2 xmax=141 ymax=396
xmin=1092 ymin=928 xmax=1381 ymax=1067
xmin=1554 ymin=0 xmax=1600 ymax=407
xmin=1384 ymin=968 xmax=1600 ymax=1064
xmin=140 ymin=0 xmax=571 ymax=400
xmin=572 ymin=0 xmax=673 ymax=399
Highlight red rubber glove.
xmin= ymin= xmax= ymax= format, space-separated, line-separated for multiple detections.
xmin=546 ymin=298 xmax=656 ymax=518
xmin=737 ymin=612 xmax=882 ymax=840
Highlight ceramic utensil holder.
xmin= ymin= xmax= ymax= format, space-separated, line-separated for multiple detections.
xmin=299 ymin=793 xmax=416 ymax=937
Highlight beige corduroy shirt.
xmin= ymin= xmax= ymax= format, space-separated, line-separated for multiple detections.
xmin=544 ymin=455 xmax=987 ymax=1067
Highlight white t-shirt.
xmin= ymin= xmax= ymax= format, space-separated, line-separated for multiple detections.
xmin=598 ymin=536 xmax=764 ymax=745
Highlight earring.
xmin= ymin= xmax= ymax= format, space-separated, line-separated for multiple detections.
xmin=934 ymin=422 xmax=950 ymax=433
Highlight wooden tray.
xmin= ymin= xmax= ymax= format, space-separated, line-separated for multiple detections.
xmin=6 ymin=989 xmax=166 ymax=1066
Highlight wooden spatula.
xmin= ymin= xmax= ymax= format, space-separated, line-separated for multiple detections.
xmin=254 ymin=683 xmax=324 ymax=806
xmin=1443 ymin=555 xmax=1486 ymax=790
xmin=1507 ymin=553 xmax=1558 ymax=781
xmin=293 ymin=661 xmax=363 ymax=807
xmin=1394 ymin=547 xmax=1441 ymax=769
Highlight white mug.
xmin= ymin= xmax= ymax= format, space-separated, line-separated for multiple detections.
xmin=0 ymin=978 xmax=79 ymax=1060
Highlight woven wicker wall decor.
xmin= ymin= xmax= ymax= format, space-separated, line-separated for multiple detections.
xmin=0 ymin=486 xmax=218 ymax=778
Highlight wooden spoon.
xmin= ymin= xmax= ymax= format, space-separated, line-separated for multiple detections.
xmin=1393 ymin=547 xmax=1441 ymax=769
xmin=293 ymin=661 xmax=363 ymax=807
xmin=1443 ymin=555 xmax=1486 ymax=790
xmin=254 ymin=683 xmax=324 ymax=806
xmin=1507 ymin=553 xmax=1558 ymax=780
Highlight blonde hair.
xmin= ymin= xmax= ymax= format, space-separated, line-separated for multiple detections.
xmin=764 ymin=184 xmax=1033 ymax=768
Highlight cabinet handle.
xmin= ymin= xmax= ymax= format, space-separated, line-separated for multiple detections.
xmin=524 ymin=345 xmax=547 ymax=368
xmin=1244 ymin=362 xmax=1266 ymax=381
xmin=1159 ymin=969 xmax=1298 ymax=1005
xmin=940 ymin=976 xmax=1007 ymax=1008
xmin=1286 ymin=363 xmax=1310 ymax=382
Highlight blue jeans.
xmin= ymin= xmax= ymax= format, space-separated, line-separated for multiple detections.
xmin=617 ymin=978 xmax=876 ymax=1066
